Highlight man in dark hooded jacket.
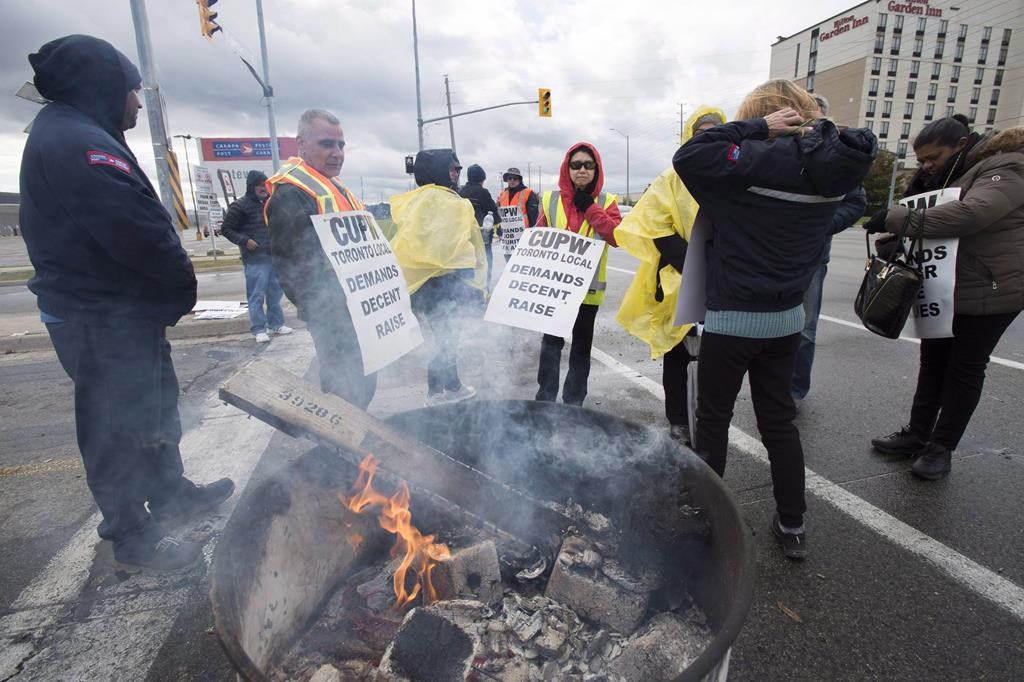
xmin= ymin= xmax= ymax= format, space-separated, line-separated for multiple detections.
xmin=458 ymin=164 xmax=499 ymax=288
xmin=220 ymin=170 xmax=292 ymax=342
xmin=19 ymin=35 xmax=234 ymax=572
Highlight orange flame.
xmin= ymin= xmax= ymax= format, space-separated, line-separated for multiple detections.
xmin=340 ymin=455 xmax=451 ymax=609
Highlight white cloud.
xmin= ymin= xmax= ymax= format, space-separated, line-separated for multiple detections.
xmin=1 ymin=0 xmax=859 ymax=200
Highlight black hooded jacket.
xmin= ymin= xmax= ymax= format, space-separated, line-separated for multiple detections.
xmin=221 ymin=170 xmax=272 ymax=264
xmin=458 ymin=164 xmax=499 ymax=227
xmin=19 ymin=35 xmax=196 ymax=326
xmin=673 ymin=118 xmax=876 ymax=312
xmin=414 ymin=148 xmax=460 ymax=189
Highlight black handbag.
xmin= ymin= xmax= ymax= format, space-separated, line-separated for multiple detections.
xmin=854 ymin=210 xmax=924 ymax=339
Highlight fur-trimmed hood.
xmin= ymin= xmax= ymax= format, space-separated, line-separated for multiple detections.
xmin=975 ymin=126 xmax=1024 ymax=161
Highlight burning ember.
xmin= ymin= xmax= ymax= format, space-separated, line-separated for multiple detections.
xmin=339 ymin=455 xmax=451 ymax=609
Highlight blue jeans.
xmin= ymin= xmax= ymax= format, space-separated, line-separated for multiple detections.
xmin=244 ymin=261 xmax=285 ymax=334
xmin=791 ymin=260 xmax=827 ymax=400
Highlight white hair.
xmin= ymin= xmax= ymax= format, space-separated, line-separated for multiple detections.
xmin=297 ymin=109 xmax=340 ymax=139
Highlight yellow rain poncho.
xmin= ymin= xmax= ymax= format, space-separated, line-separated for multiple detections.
xmin=614 ymin=104 xmax=727 ymax=358
xmin=389 ymin=185 xmax=488 ymax=295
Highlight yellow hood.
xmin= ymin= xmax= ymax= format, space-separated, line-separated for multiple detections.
xmin=682 ymin=104 xmax=728 ymax=144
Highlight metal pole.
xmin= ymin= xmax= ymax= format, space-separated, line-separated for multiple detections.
xmin=886 ymin=153 xmax=901 ymax=207
xmin=538 ymin=165 xmax=542 ymax=195
xmin=680 ymin=103 xmax=685 ymax=142
xmin=255 ymin=0 xmax=280 ymax=171
xmin=625 ymin=135 xmax=630 ymax=204
xmin=128 ymin=0 xmax=176 ymax=221
xmin=527 ymin=162 xmax=532 ymax=188
xmin=444 ymin=75 xmax=456 ymax=154
xmin=412 ymin=0 xmax=424 ymax=151
xmin=174 ymin=135 xmax=202 ymax=240
xmin=360 ymin=176 xmax=365 ymax=204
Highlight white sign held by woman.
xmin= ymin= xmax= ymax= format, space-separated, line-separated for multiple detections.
xmin=898 ymin=188 xmax=961 ymax=338
xmin=311 ymin=211 xmax=423 ymax=374
xmin=485 ymin=227 xmax=603 ymax=336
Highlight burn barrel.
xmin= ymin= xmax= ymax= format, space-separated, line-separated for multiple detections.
xmin=211 ymin=400 xmax=755 ymax=681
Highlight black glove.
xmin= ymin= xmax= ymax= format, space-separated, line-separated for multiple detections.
xmin=863 ymin=209 xmax=889 ymax=234
xmin=573 ymin=191 xmax=595 ymax=212
xmin=653 ymin=235 xmax=687 ymax=273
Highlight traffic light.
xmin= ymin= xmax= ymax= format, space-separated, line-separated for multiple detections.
xmin=538 ymin=88 xmax=552 ymax=117
xmin=197 ymin=0 xmax=222 ymax=39
xmin=405 ymin=155 xmax=415 ymax=174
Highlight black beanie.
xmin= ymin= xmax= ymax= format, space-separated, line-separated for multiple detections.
xmin=467 ymin=164 xmax=486 ymax=183
xmin=246 ymin=170 xmax=268 ymax=189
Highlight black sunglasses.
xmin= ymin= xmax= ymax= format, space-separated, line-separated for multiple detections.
xmin=568 ymin=160 xmax=596 ymax=171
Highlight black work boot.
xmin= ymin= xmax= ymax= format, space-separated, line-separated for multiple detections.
xmin=871 ymin=426 xmax=925 ymax=456
xmin=114 ymin=526 xmax=201 ymax=573
xmin=149 ymin=477 xmax=235 ymax=525
xmin=911 ymin=442 xmax=952 ymax=480
xmin=771 ymin=513 xmax=807 ymax=561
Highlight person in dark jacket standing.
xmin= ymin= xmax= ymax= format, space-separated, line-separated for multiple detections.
xmin=221 ymin=170 xmax=293 ymax=342
xmin=866 ymin=116 xmax=1024 ymax=480
xmin=458 ymin=164 xmax=500 ymax=289
xmin=19 ymin=35 xmax=234 ymax=572
xmin=790 ymin=94 xmax=868 ymax=408
xmin=673 ymin=79 xmax=876 ymax=560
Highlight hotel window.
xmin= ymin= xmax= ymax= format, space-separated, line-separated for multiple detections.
xmin=891 ymin=35 xmax=901 ymax=54
xmin=879 ymin=141 xmax=888 ymax=151
xmin=917 ymin=18 xmax=926 ymax=34
xmin=982 ymin=26 xmax=992 ymax=42
xmin=885 ymin=79 xmax=895 ymax=97
xmin=901 ymin=123 xmax=911 ymax=139
xmin=906 ymin=81 xmax=917 ymax=99
xmin=910 ymin=60 xmax=920 ymax=77
xmin=987 ymin=108 xmax=997 ymax=126
xmin=991 ymin=89 xmax=1000 ymax=106
xmin=998 ymin=44 xmax=1008 ymax=66
xmin=959 ymin=24 xmax=969 ymax=40
xmin=904 ymin=102 xmax=914 ymax=119
xmin=975 ymin=67 xmax=985 ymax=84
xmin=934 ymin=38 xmax=944 ymax=59
xmin=939 ymin=20 xmax=948 ymax=36
xmin=969 ymin=106 xmax=977 ymax=123
xmin=880 ymin=121 xmax=890 ymax=137
xmin=807 ymin=74 xmax=815 ymax=91
xmin=947 ymin=85 xmax=957 ymax=103
xmin=866 ymin=100 xmax=876 ymax=116
xmin=978 ymin=45 xmax=988 ymax=64
xmin=808 ymin=54 xmax=817 ymax=72
xmin=994 ymin=69 xmax=1003 ymax=86
xmin=869 ymin=78 xmax=879 ymax=96
xmin=894 ymin=15 xmax=904 ymax=32
xmin=928 ymin=82 xmax=938 ymax=100
xmin=865 ymin=120 xmax=874 ymax=132
xmin=1003 ymin=29 xmax=1013 ymax=44
xmin=913 ymin=37 xmax=923 ymax=56
xmin=793 ymin=43 xmax=800 ymax=78
xmin=872 ymin=57 xmax=882 ymax=75
xmin=971 ymin=87 xmax=980 ymax=104
xmin=888 ymin=58 xmax=899 ymax=76
xmin=883 ymin=100 xmax=892 ymax=118
xmin=945 ymin=105 xmax=954 ymax=118
xmin=875 ymin=34 xmax=885 ymax=53
xmin=898 ymin=141 xmax=908 ymax=158
xmin=954 ymin=43 xmax=964 ymax=62
xmin=878 ymin=13 xmax=888 ymax=29
xmin=925 ymin=103 xmax=935 ymax=120
xmin=951 ymin=65 xmax=961 ymax=83
xmin=931 ymin=62 xmax=941 ymax=80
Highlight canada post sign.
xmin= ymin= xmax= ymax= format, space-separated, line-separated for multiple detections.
xmin=199 ymin=137 xmax=298 ymax=161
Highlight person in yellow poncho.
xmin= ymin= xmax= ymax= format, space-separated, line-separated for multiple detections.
xmin=390 ymin=149 xmax=488 ymax=406
xmin=615 ymin=105 xmax=727 ymax=444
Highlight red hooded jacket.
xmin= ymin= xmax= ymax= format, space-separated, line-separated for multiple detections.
xmin=537 ymin=142 xmax=621 ymax=246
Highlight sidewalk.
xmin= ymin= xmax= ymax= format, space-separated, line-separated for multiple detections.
xmin=0 ymin=235 xmax=268 ymax=354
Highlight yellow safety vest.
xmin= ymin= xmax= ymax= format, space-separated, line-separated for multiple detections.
xmin=264 ymin=156 xmax=363 ymax=220
xmin=540 ymin=190 xmax=616 ymax=306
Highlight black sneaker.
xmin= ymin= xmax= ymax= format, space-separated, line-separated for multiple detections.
xmin=871 ymin=426 xmax=925 ymax=456
xmin=911 ymin=442 xmax=952 ymax=480
xmin=771 ymin=513 xmax=807 ymax=561
xmin=114 ymin=533 xmax=202 ymax=573
xmin=150 ymin=477 xmax=235 ymax=525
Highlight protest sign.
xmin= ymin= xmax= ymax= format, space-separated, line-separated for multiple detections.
xmin=485 ymin=227 xmax=603 ymax=336
xmin=497 ymin=204 xmax=527 ymax=257
xmin=674 ymin=212 xmax=711 ymax=326
xmin=898 ymin=188 xmax=961 ymax=338
xmin=310 ymin=211 xmax=423 ymax=374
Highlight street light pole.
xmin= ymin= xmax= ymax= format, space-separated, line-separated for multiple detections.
xmin=174 ymin=134 xmax=203 ymax=241
xmin=255 ymin=0 xmax=280 ymax=171
xmin=412 ymin=0 xmax=425 ymax=151
xmin=610 ymin=128 xmax=630 ymax=203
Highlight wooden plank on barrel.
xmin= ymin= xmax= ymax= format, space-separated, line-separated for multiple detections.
xmin=219 ymin=358 xmax=573 ymax=544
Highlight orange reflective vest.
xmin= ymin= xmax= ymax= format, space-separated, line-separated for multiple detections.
xmin=264 ymin=156 xmax=363 ymax=222
xmin=497 ymin=186 xmax=535 ymax=222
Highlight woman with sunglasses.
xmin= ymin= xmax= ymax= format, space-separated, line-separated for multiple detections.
xmin=534 ymin=142 xmax=622 ymax=406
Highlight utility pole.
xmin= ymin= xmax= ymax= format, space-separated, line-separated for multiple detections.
xmin=255 ymin=0 xmax=280 ymax=170
xmin=444 ymin=74 xmax=457 ymax=154
xmin=412 ymin=0 xmax=425 ymax=150
xmin=129 ymin=0 xmax=176 ymax=222
xmin=538 ymin=165 xmax=542 ymax=195
xmin=527 ymin=162 xmax=533 ymax=188
xmin=886 ymin=152 xmax=902 ymax=207
xmin=611 ymin=128 xmax=630 ymax=204
xmin=679 ymin=103 xmax=685 ymax=141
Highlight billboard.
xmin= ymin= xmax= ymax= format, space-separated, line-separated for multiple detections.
xmin=196 ymin=136 xmax=298 ymax=203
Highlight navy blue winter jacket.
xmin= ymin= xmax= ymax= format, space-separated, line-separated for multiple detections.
xmin=673 ymin=118 xmax=876 ymax=312
xmin=19 ymin=35 xmax=196 ymax=326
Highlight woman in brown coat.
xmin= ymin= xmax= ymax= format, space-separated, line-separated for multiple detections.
xmin=865 ymin=116 xmax=1024 ymax=480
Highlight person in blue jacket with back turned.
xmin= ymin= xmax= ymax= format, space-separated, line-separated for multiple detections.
xmin=19 ymin=35 xmax=234 ymax=572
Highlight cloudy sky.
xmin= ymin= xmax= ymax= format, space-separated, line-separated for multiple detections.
xmin=1 ymin=0 xmax=860 ymax=203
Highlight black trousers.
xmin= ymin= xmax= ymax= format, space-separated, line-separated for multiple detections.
xmin=695 ymin=331 xmax=806 ymax=527
xmin=663 ymin=339 xmax=692 ymax=426
xmin=909 ymin=311 xmax=1019 ymax=450
xmin=305 ymin=302 xmax=378 ymax=410
xmin=536 ymin=304 xmax=599 ymax=406
xmin=47 ymin=319 xmax=188 ymax=544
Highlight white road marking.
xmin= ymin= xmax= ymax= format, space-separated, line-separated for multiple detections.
xmin=590 ymin=346 xmax=1024 ymax=622
xmin=0 ymin=335 xmax=315 ymax=680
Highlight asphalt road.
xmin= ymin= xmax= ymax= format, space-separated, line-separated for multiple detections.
xmin=1 ymin=232 xmax=1022 ymax=680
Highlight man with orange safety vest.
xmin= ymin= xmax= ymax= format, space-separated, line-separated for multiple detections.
xmin=496 ymin=167 xmax=539 ymax=261
xmin=266 ymin=108 xmax=377 ymax=409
